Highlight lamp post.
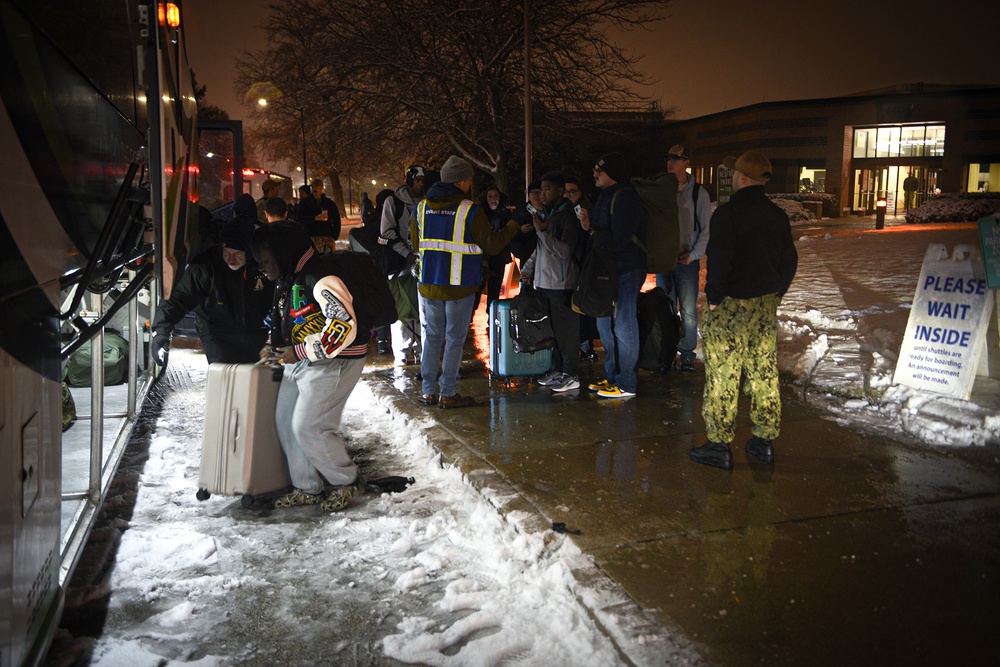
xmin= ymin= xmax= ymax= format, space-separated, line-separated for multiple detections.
xmin=523 ymin=0 xmax=532 ymax=192
xmin=251 ymin=83 xmax=307 ymax=186
xmin=298 ymin=108 xmax=307 ymax=187
xmin=875 ymin=197 xmax=887 ymax=230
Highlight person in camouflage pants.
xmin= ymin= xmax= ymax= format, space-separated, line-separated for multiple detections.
xmin=701 ymin=293 xmax=782 ymax=443
xmin=692 ymin=150 xmax=797 ymax=470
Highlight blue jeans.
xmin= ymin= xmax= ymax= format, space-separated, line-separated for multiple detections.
xmin=596 ymin=269 xmax=642 ymax=393
xmin=657 ymin=260 xmax=700 ymax=362
xmin=419 ymin=293 xmax=476 ymax=398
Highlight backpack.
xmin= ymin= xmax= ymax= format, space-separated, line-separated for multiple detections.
xmin=321 ymin=251 xmax=398 ymax=331
xmin=373 ymin=195 xmax=408 ymax=277
xmin=637 ymin=287 xmax=681 ymax=372
xmin=571 ymin=243 xmax=618 ymax=318
xmin=509 ymin=288 xmax=555 ymax=353
xmin=628 ymin=173 xmax=680 ymax=274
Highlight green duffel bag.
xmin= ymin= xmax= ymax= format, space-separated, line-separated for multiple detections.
xmin=61 ymin=382 xmax=77 ymax=431
xmin=64 ymin=331 xmax=130 ymax=387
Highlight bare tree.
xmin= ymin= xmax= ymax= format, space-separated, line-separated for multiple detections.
xmin=235 ymin=0 xmax=672 ymax=197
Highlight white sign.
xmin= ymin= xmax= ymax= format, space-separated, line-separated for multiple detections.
xmin=893 ymin=244 xmax=994 ymax=399
xmin=717 ymin=165 xmax=733 ymax=206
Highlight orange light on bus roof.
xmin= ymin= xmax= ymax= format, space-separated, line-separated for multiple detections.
xmin=158 ymin=3 xmax=181 ymax=28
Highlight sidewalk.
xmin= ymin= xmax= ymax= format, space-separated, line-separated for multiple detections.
xmin=362 ymin=303 xmax=1000 ymax=665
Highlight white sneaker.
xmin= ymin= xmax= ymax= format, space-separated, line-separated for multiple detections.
xmin=536 ymin=370 xmax=561 ymax=386
xmin=550 ymin=374 xmax=580 ymax=392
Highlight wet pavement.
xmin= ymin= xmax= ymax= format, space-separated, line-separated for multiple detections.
xmin=363 ymin=303 xmax=1000 ymax=666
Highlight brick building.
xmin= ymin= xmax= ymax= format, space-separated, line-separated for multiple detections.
xmin=662 ymin=84 xmax=1000 ymax=216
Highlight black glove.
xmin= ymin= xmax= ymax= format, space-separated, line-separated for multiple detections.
xmin=152 ymin=332 xmax=170 ymax=367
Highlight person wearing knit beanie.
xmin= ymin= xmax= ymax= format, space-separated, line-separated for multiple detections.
xmin=220 ymin=218 xmax=257 ymax=270
xmin=149 ymin=215 xmax=274 ymax=366
xmin=595 ymin=152 xmax=628 ymax=184
xmin=410 ymin=154 xmax=523 ymax=409
xmin=440 ymin=155 xmax=475 ymax=183
xmin=577 ymin=150 xmax=647 ymax=399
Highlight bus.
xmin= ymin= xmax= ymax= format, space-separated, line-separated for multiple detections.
xmin=0 ymin=2 xmax=227 ymax=664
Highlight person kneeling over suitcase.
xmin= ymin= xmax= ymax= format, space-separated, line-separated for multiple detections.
xmin=252 ymin=222 xmax=369 ymax=511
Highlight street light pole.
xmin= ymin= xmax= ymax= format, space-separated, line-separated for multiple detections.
xmin=523 ymin=0 xmax=532 ymax=193
xmin=299 ymin=108 xmax=308 ymax=187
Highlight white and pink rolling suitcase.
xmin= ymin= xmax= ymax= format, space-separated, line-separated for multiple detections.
xmin=197 ymin=361 xmax=291 ymax=507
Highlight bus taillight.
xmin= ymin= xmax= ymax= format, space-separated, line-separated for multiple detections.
xmin=158 ymin=3 xmax=180 ymax=28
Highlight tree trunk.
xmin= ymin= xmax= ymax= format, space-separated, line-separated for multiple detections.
xmin=327 ymin=171 xmax=347 ymax=219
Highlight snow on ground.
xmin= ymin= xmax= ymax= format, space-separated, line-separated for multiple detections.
xmin=777 ymin=223 xmax=1000 ymax=447
xmin=89 ymin=350 xmax=691 ymax=667
xmin=87 ymin=221 xmax=998 ymax=666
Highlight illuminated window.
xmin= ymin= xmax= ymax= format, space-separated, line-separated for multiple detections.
xmin=853 ymin=124 xmax=946 ymax=159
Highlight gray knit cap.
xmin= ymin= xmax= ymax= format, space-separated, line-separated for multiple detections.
xmin=440 ymin=155 xmax=474 ymax=183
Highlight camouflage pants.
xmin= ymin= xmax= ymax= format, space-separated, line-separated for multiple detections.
xmin=701 ymin=293 xmax=782 ymax=443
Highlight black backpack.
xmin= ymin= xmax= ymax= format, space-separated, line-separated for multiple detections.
xmin=321 ymin=251 xmax=398 ymax=331
xmin=637 ymin=287 xmax=680 ymax=372
xmin=509 ymin=288 xmax=555 ymax=353
xmin=571 ymin=243 xmax=618 ymax=318
xmin=373 ymin=195 xmax=409 ymax=276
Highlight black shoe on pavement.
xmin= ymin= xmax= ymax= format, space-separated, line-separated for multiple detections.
xmin=745 ymin=436 xmax=775 ymax=463
xmin=377 ymin=340 xmax=390 ymax=355
xmin=418 ymin=393 xmax=438 ymax=406
xmin=690 ymin=442 xmax=733 ymax=470
xmin=680 ymin=359 xmax=696 ymax=373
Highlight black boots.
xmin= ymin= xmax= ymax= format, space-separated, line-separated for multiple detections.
xmin=690 ymin=442 xmax=733 ymax=470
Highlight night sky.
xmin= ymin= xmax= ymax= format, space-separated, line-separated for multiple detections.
xmin=186 ymin=0 xmax=1000 ymax=123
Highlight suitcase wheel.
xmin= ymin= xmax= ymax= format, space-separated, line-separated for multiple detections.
xmin=240 ymin=494 xmax=255 ymax=509
xmin=196 ymin=488 xmax=210 ymax=501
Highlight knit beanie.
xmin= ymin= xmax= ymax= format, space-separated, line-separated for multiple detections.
xmin=440 ymin=155 xmax=474 ymax=183
xmin=220 ymin=218 xmax=255 ymax=254
xmin=595 ymin=152 xmax=628 ymax=184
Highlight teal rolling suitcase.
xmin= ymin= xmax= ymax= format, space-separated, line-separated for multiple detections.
xmin=489 ymin=299 xmax=552 ymax=377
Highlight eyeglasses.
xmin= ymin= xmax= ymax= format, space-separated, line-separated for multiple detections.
xmin=593 ymin=168 xmax=604 ymax=175
xmin=565 ymin=188 xmax=580 ymax=195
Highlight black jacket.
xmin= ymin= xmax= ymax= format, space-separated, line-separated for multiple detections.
xmin=152 ymin=247 xmax=274 ymax=360
xmin=479 ymin=191 xmax=514 ymax=265
xmin=705 ymin=185 xmax=798 ymax=305
xmin=266 ymin=223 xmax=370 ymax=361
xmin=312 ymin=194 xmax=342 ymax=240
xmin=591 ymin=182 xmax=647 ymax=276
xmin=510 ymin=202 xmax=538 ymax=263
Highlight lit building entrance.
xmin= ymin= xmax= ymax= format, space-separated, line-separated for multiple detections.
xmin=852 ymin=166 xmax=940 ymax=215
xmin=850 ymin=123 xmax=945 ymax=215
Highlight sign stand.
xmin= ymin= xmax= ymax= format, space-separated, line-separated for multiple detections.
xmin=893 ymin=244 xmax=994 ymax=399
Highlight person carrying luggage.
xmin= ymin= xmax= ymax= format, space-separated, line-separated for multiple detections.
xmin=251 ymin=222 xmax=370 ymax=511
xmin=151 ymin=218 xmax=274 ymax=365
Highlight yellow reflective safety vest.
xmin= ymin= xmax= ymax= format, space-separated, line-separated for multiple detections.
xmin=415 ymin=199 xmax=483 ymax=287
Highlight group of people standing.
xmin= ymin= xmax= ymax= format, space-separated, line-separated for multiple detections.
xmin=385 ymin=148 xmax=796 ymax=474
xmin=152 ymin=143 xmax=798 ymax=513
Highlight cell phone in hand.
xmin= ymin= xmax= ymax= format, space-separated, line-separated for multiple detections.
xmin=526 ymin=204 xmax=539 ymax=215
xmin=574 ymin=204 xmax=582 ymax=217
